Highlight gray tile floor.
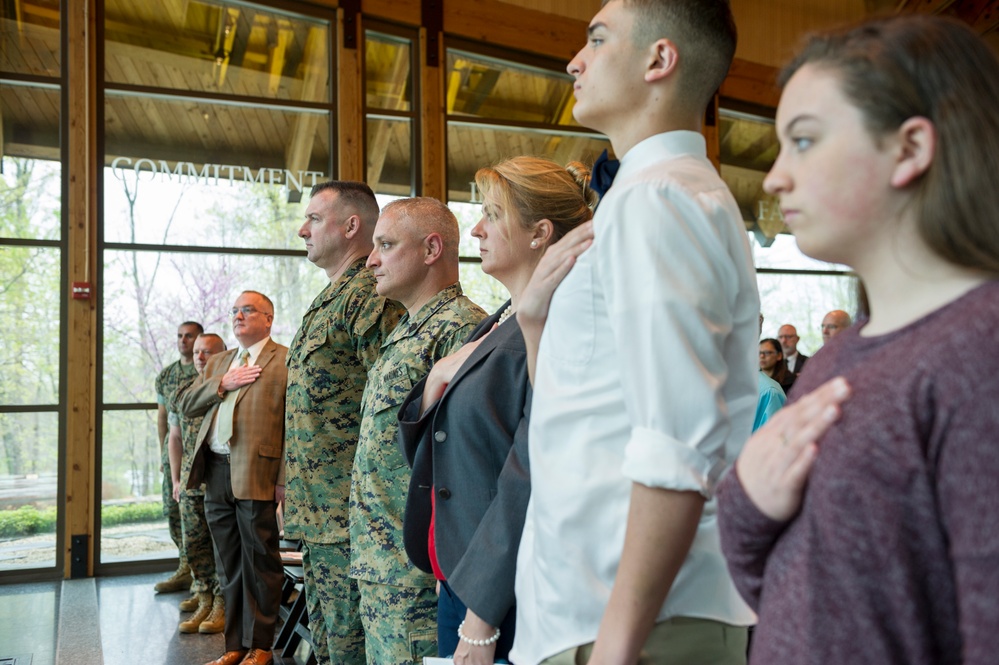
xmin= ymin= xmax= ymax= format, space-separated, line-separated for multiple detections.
xmin=0 ymin=573 xmax=225 ymax=665
xmin=0 ymin=580 xmax=59 ymax=665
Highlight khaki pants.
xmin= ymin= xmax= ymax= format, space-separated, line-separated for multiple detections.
xmin=540 ymin=617 xmax=748 ymax=665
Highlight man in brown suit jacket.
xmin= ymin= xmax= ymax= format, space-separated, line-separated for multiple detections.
xmin=179 ymin=290 xmax=288 ymax=665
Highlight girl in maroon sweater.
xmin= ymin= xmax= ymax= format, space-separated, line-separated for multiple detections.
xmin=717 ymin=15 xmax=999 ymax=665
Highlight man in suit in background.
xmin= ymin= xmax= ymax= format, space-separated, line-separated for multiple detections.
xmin=821 ymin=309 xmax=852 ymax=345
xmin=179 ymin=291 xmax=288 ymax=665
xmin=778 ymin=324 xmax=809 ymax=374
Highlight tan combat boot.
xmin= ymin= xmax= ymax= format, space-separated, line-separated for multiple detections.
xmin=154 ymin=564 xmax=193 ymax=593
xmin=198 ymin=593 xmax=225 ymax=634
xmin=179 ymin=592 xmax=213 ymax=633
xmin=179 ymin=592 xmax=200 ymax=612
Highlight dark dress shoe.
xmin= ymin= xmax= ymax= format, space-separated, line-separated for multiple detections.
xmin=203 ymin=650 xmax=248 ymax=665
xmin=240 ymin=649 xmax=273 ymax=665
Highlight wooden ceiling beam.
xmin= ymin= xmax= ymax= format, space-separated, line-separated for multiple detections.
xmin=267 ymin=20 xmax=294 ymax=96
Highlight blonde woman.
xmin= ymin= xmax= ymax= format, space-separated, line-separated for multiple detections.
xmin=397 ymin=157 xmax=596 ymax=664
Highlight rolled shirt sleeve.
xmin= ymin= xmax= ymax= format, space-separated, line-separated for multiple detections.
xmin=601 ymin=181 xmax=758 ymax=497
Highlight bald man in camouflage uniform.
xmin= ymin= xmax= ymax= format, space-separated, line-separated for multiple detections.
xmin=283 ymin=182 xmax=404 ymax=664
xmin=170 ymin=332 xmax=228 ymax=634
xmin=154 ymin=321 xmax=203 ymax=594
xmin=350 ymin=198 xmax=486 ymax=665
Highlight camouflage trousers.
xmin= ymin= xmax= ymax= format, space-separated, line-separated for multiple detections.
xmin=160 ymin=442 xmax=186 ymax=568
xmin=180 ymin=491 xmax=220 ymax=596
xmin=356 ymin=579 xmax=437 ymax=665
xmin=302 ymin=540 xmax=365 ymax=665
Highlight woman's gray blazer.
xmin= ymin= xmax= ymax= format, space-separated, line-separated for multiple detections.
xmin=397 ymin=302 xmax=531 ymax=627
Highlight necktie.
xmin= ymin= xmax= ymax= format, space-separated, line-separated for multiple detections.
xmin=215 ymin=350 xmax=249 ymax=446
xmin=590 ymin=149 xmax=620 ymax=198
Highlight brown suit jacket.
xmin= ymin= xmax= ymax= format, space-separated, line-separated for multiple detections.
xmin=178 ymin=338 xmax=288 ymax=501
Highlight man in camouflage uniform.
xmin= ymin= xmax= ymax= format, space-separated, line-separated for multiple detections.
xmin=350 ymin=197 xmax=486 ymax=665
xmin=169 ymin=332 xmax=227 ymax=634
xmin=283 ymin=181 xmax=404 ymax=665
xmin=154 ymin=320 xmax=203 ymax=593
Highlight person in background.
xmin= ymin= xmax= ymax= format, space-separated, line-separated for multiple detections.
xmin=179 ymin=291 xmax=288 ymax=665
xmin=169 ymin=332 xmax=227 ymax=634
xmin=154 ymin=320 xmax=203 ymax=595
xmin=820 ymin=310 xmax=851 ymax=344
xmin=397 ymin=157 xmax=596 ymax=664
xmin=777 ymin=324 xmax=808 ymax=374
xmin=719 ymin=14 xmax=999 ymax=663
xmin=759 ymin=338 xmax=796 ymax=395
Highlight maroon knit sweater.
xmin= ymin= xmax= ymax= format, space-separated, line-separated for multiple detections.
xmin=718 ymin=280 xmax=999 ymax=665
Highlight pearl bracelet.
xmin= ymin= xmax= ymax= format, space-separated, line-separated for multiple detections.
xmin=457 ymin=620 xmax=501 ymax=647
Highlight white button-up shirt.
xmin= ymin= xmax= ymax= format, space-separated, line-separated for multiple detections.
xmin=512 ymin=132 xmax=759 ymax=664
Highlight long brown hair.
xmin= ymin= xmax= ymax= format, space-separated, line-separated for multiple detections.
xmin=781 ymin=15 xmax=999 ymax=278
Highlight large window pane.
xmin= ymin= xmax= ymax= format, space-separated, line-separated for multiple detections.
xmin=104 ymin=1 xmax=331 ymax=103
xmin=0 ymin=155 xmax=60 ymax=241
xmin=0 ymin=245 xmax=60 ymax=406
xmin=757 ymin=272 xmax=859 ymax=355
xmin=99 ymin=408 xmax=175 ymax=564
xmin=102 ymin=170 xmax=317 ymax=251
xmin=0 ymin=411 xmax=58 ymax=572
xmin=459 ymin=262 xmax=506 ymax=315
xmin=103 ymin=97 xmax=331 ymax=249
xmin=446 ymin=50 xmax=579 ymax=126
xmin=367 ymin=117 xmax=412 ymax=196
xmin=0 ymin=0 xmax=60 ymax=77
xmin=366 ymin=33 xmax=411 ymax=112
xmin=718 ymin=109 xmax=786 ymax=245
xmin=102 ymin=250 xmax=327 ymax=404
xmin=447 ymin=123 xmax=609 ymax=202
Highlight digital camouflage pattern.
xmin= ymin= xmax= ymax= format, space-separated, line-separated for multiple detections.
xmin=283 ymin=260 xmax=404 ymax=544
xmin=283 ymin=261 xmax=403 ymax=665
xmin=302 ymin=540 xmax=365 ymax=665
xmin=173 ymin=371 xmax=219 ymax=596
xmin=350 ymin=283 xmax=486 ymax=588
xmin=156 ymin=359 xmax=198 ymax=564
xmin=180 ymin=493 xmax=220 ymax=595
xmin=357 ymin=579 xmax=437 ymax=665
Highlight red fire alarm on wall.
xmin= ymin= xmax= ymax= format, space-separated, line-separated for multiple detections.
xmin=72 ymin=282 xmax=92 ymax=300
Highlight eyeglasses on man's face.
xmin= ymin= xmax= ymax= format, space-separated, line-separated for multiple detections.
xmin=230 ymin=306 xmax=267 ymax=318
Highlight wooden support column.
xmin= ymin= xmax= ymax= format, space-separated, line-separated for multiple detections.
xmin=419 ymin=26 xmax=446 ymax=200
xmin=337 ymin=5 xmax=365 ymax=181
xmin=65 ymin=0 xmax=99 ymax=579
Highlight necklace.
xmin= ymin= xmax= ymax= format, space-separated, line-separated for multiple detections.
xmin=497 ymin=305 xmax=516 ymax=326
